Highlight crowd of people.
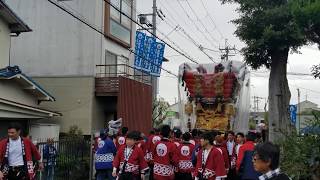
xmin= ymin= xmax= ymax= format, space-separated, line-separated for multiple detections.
xmin=93 ymin=125 xmax=291 ymax=180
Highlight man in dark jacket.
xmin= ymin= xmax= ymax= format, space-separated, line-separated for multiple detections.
xmin=253 ymin=142 xmax=290 ymax=180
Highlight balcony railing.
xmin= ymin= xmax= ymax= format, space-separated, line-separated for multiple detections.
xmin=95 ymin=64 xmax=151 ymax=95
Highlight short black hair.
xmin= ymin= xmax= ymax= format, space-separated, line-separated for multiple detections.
xmin=254 ymin=142 xmax=280 ymax=170
xmin=149 ymin=130 xmax=155 ymax=135
xmin=160 ymin=125 xmax=171 ymax=138
xmin=182 ymin=132 xmax=191 ymax=141
xmin=227 ymin=131 xmax=235 ymax=136
xmin=200 ymin=132 xmax=214 ymax=145
xmin=246 ymin=132 xmax=257 ymax=141
xmin=8 ymin=123 xmax=21 ymax=131
xmin=236 ymin=132 xmax=245 ymax=138
xmin=191 ymin=129 xmax=198 ymax=137
xmin=126 ymin=131 xmax=141 ymax=141
xmin=121 ymin=127 xmax=129 ymax=135
xmin=173 ymin=128 xmax=182 ymax=138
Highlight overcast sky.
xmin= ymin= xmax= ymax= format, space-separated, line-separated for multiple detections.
xmin=136 ymin=0 xmax=320 ymax=110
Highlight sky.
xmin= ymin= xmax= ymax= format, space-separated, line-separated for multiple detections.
xmin=136 ymin=0 xmax=320 ymax=110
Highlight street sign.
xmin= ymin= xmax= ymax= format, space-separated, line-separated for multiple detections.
xmin=289 ymin=105 xmax=297 ymax=125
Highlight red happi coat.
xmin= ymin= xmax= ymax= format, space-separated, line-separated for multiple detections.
xmin=215 ymin=145 xmax=230 ymax=172
xmin=173 ymin=142 xmax=195 ymax=173
xmin=0 ymin=137 xmax=41 ymax=180
xmin=172 ymin=137 xmax=182 ymax=147
xmin=115 ymin=135 xmax=126 ymax=150
xmin=152 ymin=138 xmax=176 ymax=180
xmin=236 ymin=141 xmax=255 ymax=172
xmin=194 ymin=147 xmax=227 ymax=180
xmin=146 ymin=134 xmax=161 ymax=162
xmin=113 ymin=145 xmax=148 ymax=176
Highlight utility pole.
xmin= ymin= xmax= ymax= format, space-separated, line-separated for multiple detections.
xmin=138 ymin=1 xmax=158 ymax=101
xmin=151 ymin=0 xmax=158 ymax=101
xmin=297 ymin=88 xmax=301 ymax=134
xmin=219 ymin=39 xmax=237 ymax=62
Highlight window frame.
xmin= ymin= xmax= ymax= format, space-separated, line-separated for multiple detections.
xmin=105 ymin=0 xmax=133 ymax=48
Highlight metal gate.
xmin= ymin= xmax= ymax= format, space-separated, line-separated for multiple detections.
xmin=37 ymin=137 xmax=91 ymax=180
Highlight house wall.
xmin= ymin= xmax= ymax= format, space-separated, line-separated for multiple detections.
xmin=32 ymin=77 xmax=94 ymax=135
xmin=0 ymin=80 xmax=38 ymax=106
xmin=0 ymin=18 xmax=10 ymax=68
xmin=6 ymin=0 xmax=103 ymax=76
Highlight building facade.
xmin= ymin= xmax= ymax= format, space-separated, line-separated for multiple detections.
xmin=0 ymin=0 xmax=59 ymax=138
xmin=6 ymin=0 xmax=152 ymax=135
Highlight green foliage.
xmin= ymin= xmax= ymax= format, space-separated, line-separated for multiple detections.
xmin=249 ymin=117 xmax=256 ymax=130
xmin=152 ymin=98 xmax=170 ymax=128
xmin=278 ymin=111 xmax=320 ymax=179
xmin=312 ymin=64 xmax=320 ymax=79
xmin=220 ymin=0 xmax=320 ymax=69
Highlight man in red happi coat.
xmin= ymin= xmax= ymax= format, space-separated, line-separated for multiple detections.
xmin=194 ymin=132 xmax=227 ymax=180
xmin=0 ymin=123 xmax=43 ymax=180
xmin=173 ymin=132 xmax=195 ymax=180
xmin=152 ymin=125 xmax=176 ymax=180
xmin=112 ymin=131 xmax=148 ymax=180
xmin=236 ymin=132 xmax=256 ymax=172
xmin=214 ymin=135 xmax=230 ymax=173
xmin=172 ymin=128 xmax=182 ymax=147
xmin=145 ymin=129 xmax=161 ymax=180
xmin=115 ymin=127 xmax=129 ymax=150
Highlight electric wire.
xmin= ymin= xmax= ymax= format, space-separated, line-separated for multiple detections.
xmin=184 ymin=0 xmax=221 ymax=47
xmin=47 ymin=0 xmax=178 ymax=77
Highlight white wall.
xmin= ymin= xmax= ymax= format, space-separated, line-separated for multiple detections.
xmin=0 ymin=18 xmax=10 ymax=68
xmin=6 ymin=0 xmax=103 ymax=76
xmin=0 ymin=80 xmax=38 ymax=106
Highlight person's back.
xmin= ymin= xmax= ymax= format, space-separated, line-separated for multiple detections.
xmin=153 ymin=125 xmax=176 ymax=180
xmin=95 ymin=130 xmax=117 ymax=180
xmin=239 ymin=151 xmax=261 ymax=180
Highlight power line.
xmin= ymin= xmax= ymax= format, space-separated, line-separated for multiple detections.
xmin=47 ymin=0 xmax=178 ymax=77
xmin=160 ymin=18 xmax=217 ymax=62
xmin=176 ymin=0 xmax=219 ymax=49
xmin=158 ymin=0 xmax=206 ymax=45
xmin=199 ymin=0 xmax=225 ymax=40
xmin=109 ymin=0 xmax=199 ymax=64
xmin=184 ymin=0 xmax=221 ymax=47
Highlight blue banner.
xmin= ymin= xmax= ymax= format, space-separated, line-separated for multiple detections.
xmin=134 ymin=31 xmax=146 ymax=70
xmin=141 ymin=36 xmax=156 ymax=73
xmin=289 ymin=105 xmax=297 ymax=125
xmin=151 ymin=42 xmax=165 ymax=76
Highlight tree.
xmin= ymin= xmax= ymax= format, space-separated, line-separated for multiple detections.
xmin=152 ymin=98 xmax=170 ymax=128
xmin=312 ymin=64 xmax=320 ymax=79
xmin=220 ymin=0 xmax=320 ymax=141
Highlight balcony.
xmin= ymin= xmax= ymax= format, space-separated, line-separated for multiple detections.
xmin=95 ymin=64 xmax=151 ymax=96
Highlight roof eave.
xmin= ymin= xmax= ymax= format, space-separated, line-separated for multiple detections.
xmin=0 ymin=1 xmax=32 ymax=33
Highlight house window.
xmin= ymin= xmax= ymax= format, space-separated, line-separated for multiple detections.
xmin=105 ymin=50 xmax=117 ymax=76
xmin=105 ymin=0 xmax=133 ymax=47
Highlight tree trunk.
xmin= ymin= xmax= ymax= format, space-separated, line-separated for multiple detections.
xmin=268 ymin=48 xmax=294 ymax=142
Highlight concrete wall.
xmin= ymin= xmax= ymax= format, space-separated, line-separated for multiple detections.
xmin=6 ymin=0 xmax=103 ymax=76
xmin=0 ymin=18 xmax=10 ymax=68
xmin=0 ymin=80 xmax=38 ymax=106
xmin=33 ymin=77 xmax=94 ymax=135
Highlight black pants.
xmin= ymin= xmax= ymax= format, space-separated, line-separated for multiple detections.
xmin=8 ymin=166 xmax=29 ymax=180
xmin=175 ymin=172 xmax=193 ymax=180
xmin=118 ymin=172 xmax=141 ymax=180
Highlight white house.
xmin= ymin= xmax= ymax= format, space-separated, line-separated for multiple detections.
xmin=0 ymin=0 xmax=59 ymax=138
